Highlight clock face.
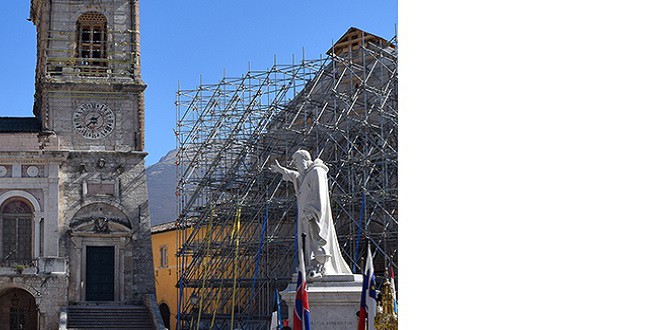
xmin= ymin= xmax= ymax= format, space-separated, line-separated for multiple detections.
xmin=73 ymin=102 xmax=115 ymax=139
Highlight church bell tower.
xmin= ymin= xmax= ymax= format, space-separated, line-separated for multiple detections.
xmin=30 ymin=0 xmax=145 ymax=151
xmin=26 ymin=0 xmax=159 ymax=326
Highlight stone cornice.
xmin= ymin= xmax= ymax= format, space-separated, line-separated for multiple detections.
xmin=67 ymin=150 xmax=148 ymax=159
xmin=39 ymin=80 xmax=147 ymax=93
xmin=0 ymin=151 xmax=69 ymax=163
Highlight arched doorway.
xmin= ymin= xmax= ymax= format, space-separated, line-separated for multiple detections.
xmin=0 ymin=288 xmax=38 ymax=329
xmin=159 ymin=303 xmax=170 ymax=329
xmin=69 ymin=202 xmax=133 ymax=302
xmin=0 ymin=199 xmax=34 ymax=266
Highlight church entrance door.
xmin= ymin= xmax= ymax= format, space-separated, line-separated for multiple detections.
xmin=85 ymin=246 xmax=115 ymax=301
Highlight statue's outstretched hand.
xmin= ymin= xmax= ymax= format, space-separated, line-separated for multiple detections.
xmin=270 ymin=159 xmax=283 ymax=173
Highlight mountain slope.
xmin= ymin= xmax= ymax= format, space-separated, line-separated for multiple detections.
xmin=146 ymin=149 xmax=178 ymax=226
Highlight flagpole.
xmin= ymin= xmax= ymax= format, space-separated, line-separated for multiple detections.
xmin=301 ymin=233 xmax=307 ymax=275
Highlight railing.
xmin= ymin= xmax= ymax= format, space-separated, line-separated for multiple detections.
xmin=45 ymin=56 xmax=137 ymax=80
xmin=42 ymin=28 xmax=140 ymax=81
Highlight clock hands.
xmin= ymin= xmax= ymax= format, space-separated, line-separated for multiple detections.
xmin=86 ymin=115 xmax=100 ymax=128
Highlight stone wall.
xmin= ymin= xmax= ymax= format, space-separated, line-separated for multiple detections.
xmin=45 ymin=91 xmax=141 ymax=151
xmin=0 ymin=134 xmax=41 ymax=152
xmin=59 ymin=150 xmax=155 ymax=304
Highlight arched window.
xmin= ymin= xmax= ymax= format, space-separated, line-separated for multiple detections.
xmin=76 ymin=12 xmax=108 ymax=72
xmin=0 ymin=200 xmax=33 ymax=264
xmin=159 ymin=303 xmax=171 ymax=329
xmin=0 ymin=289 xmax=38 ymax=329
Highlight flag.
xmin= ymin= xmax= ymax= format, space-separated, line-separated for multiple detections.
xmin=293 ymin=241 xmax=310 ymax=330
xmin=275 ymin=288 xmax=282 ymax=330
xmin=358 ymin=244 xmax=377 ymax=330
xmin=390 ymin=266 xmax=398 ymax=314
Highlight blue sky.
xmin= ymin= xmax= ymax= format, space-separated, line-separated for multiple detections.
xmin=0 ymin=1 xmax=398 ymax=165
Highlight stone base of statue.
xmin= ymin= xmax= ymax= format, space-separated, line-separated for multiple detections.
xmin=280 ymin=273 xmax=364 ymax=329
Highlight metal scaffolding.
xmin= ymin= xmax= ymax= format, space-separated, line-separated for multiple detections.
xmin=175 ymin=28 xmax=398 ymax=330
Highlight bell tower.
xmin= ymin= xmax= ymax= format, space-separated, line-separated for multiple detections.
xmin=30 ymin=0 xmax=145 ymax=151
xmin=25 ymin=1 xmax=160 ymax=324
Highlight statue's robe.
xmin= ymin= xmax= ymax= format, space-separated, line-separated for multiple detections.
xmin=282 ymin=159 xmax=352 ymax=275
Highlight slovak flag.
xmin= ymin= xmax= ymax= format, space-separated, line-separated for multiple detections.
xmin=358 ymin=244 xmax=377 ymax=330
xmin=293 ymin=244 xmax=310 ymax=330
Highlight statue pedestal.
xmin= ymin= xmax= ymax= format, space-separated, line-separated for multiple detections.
xmin=280 ymin=273 xmax=363 ymax=329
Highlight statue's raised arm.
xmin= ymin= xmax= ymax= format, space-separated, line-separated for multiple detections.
xmin=269 ymin=159 xmax=289 ymax=176
xmin=270 ymin=150 xmax=352 ymax=278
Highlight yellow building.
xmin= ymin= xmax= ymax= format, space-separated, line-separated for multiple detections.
xmin=153 ymin=218 xmax=260 ymax=329
xmin=152 ymin=221 xmax=182 ymax=330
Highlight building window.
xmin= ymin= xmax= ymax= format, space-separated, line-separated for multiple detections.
xmin=160 ymin=245 xmax=168 ymax=268
xmin=159 ymin=303 xmax=171 ymax=329
xmin=0 ymin=200 xmax=33 ymax=265
xmin=76 ymin=12 xmax=108 ymax=72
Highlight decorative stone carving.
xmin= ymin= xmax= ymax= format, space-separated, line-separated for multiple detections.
xmin=69 ymin=202 xmax=133 ymax=233
xmin=270 ymin=149 xmax=352 ymax=278
xmin=26 ymin=166 xmax=39 ymax=177
xmin=93 ymin=217 xmax=110 ymax=233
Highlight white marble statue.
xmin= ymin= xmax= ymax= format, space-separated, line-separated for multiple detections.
xmin=270 ymin=149 xmax=352 ymax=278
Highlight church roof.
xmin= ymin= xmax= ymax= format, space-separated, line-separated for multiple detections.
xmin=0 ymin=117 xmax=41 ymax=133
xmin=326 ymin=27 xmax=395 ymax=56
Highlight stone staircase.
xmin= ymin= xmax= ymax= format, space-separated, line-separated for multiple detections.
xmin=64 ymin=304 xmax=155 ymax=329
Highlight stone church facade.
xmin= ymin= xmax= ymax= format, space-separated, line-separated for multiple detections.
xmin=0 ymin=1 xmax=159 ymax=328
